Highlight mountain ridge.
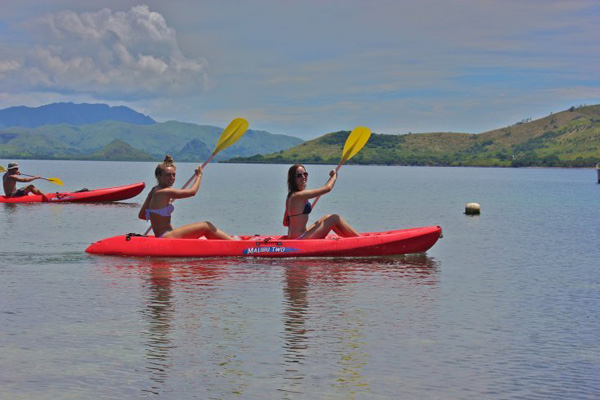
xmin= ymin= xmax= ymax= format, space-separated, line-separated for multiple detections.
xmin=2 ymin=102 xmax=598 ymax=166
xmin=0 ymin=102 xmax=304 ymax=161
xmin=0 ymin=102 xmax=155 ymax=128
xmin=0 ymin=119 xmax=303 ymax=162
xmin=229 ymin=105 xmax=600 ymax=168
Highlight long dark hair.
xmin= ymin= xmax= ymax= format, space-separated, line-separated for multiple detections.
xmin=287 ymin=164 xmax=305 ymax=194
xmin=155 ymin=155 xmax=175 ymax=179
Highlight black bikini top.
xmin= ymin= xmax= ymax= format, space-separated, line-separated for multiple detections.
xmin=288 ymin=201 xmax=312 ymax=219
xmin=284 ymin=198 xmax=312 ymax=226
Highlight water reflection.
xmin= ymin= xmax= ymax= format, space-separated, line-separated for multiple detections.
xmin=282 ymin=264 xmax=309 ymax=368
xmin=102 ymin=257 xmax=228 ymax=395
xmin=69 ymin=202 xmax=141 ymax=208
xmin=279 ymin=255 xmax=439 ymax=396
xmin=2 ymin=202 xmax=18 ymax=211
xmin=1 ymin=200 xmax=139 ymax=208
xmin=101 ymin=254 xmax=439 ymax=397
xmin=140 ymin=260 xmax=175 ymax=394
xmin=1 ymin=204 xmax=18 ymax=236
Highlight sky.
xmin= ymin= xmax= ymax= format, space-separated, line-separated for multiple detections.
xmin=1 ymin=0 xmax=599 ymax=139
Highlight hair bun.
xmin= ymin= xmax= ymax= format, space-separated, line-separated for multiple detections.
xmin=155 ymin=154 xmax=176 ymax=179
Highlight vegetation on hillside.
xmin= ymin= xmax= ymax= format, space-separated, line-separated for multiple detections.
xmin=229 ymin=105 xmax=600 ymax=168
xmin=2 ymin=103 xmax=598 ymax=167
xmin=0 ymin=120 xmax=303 ymax=162
xmin=81 ymin=139 xmax=155 ymax=161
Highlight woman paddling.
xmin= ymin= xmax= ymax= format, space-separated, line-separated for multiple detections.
xmin=139 ymin=155 xmax=233 ymax=240
xmin=283 ymin=164 xmax=359 ymax=239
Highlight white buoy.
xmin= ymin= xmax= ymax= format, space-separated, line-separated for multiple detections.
xmin=465 ymin=202 xmax=481 ymax=215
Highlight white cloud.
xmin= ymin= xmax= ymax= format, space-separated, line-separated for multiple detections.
xmin=0 ymin=0 xmax=598 ymax=138
xmin=2 ymin=5 xmax=209 ymax=99
xmin=0 ymin=60 xmax=21 ymax=76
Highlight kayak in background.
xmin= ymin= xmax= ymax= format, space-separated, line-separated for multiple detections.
xmin=0 ymin=182 xmax=145 ymax=203
xmin=86 ymin=225 xmax=442 ymax=258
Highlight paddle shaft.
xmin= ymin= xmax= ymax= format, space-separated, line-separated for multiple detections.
xmin=181 ymin=153 xmax=215 ymax=190
xmin=16 ymin=173 xmax=62 ymax=185
xmin=0 ymin=167 xmax=57 ymax=183
xmin=311 ymin=163 xmax=343 ymax=209
xmin=21 ymin=173 xmax=51 ymax=182
xmin=309 ymin=126 xmax=371 ymax=210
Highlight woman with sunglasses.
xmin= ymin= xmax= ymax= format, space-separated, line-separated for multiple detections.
xmin=139 ymin=155 xmax=234 ymax=240
xmin=283 ymin=164 xmax=359 ymax=239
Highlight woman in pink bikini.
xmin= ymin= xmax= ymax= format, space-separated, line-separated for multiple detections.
xmin=283 ymin=164 xmax=359 ymax=239
xmin=139 ymin=155 xmax=233 ymax=239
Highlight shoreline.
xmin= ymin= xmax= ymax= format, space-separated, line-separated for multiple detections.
xmin=2 ymin=157 xmax=598 ymax=170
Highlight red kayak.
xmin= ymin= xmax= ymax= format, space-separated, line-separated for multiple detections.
xmin=86 ymin=225 xmax=442 ymax=258
xmin=0 ymin=182 xmax=145 ymax=203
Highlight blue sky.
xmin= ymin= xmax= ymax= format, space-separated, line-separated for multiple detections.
xmin=1 ymin=0 xmax=599 ymax=139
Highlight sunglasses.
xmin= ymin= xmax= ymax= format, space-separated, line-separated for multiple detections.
xmin=296 ymin=172 xmax=309 ymax=178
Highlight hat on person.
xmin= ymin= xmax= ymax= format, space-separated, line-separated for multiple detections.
xmin=7 ymin=162 xmax=19 ymax=170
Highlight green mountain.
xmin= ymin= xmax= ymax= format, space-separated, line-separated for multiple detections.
xmin=83 ymin=139 xmax=155 ymax=161
xmin=229 ymin=105 xmax=600 ymax=167
xmin=0 ymin=120 xmax=303 ymax=162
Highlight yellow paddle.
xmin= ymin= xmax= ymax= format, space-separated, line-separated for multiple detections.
xmin=311 ymin=126 xmax=371 ymax=208
xmin=144 ymin=117 xmax=249 ymax=235
xmin=180 ymin=117 xmax=249 ymax=189
xmin=0 ymin=165 xmax=64 ymax=185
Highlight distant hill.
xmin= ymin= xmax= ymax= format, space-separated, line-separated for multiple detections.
xmin=0 ymin=120 xmax=303 ymax=162
xmin=0 ymin=102 xmax=155 ymax=128
xmin=83 ymin=139 xmax=155 ymax=161
xmin=229 ymin=105 xmax=600 ymax=168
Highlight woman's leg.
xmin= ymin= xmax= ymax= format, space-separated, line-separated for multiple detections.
xmin=329 ymin=214 xmax=360 ymax=237
xmin=165 ymin=221 xmax=233 ymax=240
xmin=302 ymin=214 xmax=359 ymax=239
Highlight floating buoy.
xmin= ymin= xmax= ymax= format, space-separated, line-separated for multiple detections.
xmin=465 ymin=202 xmax=481 ymax=215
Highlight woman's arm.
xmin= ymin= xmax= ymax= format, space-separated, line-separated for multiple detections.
xmin=292 ymin=170 xmax=337 ymax=201
xmin=160 ymin=166 xmax=203 ymax=200
xmin=138 ymin=189 xmax=154 ymax=220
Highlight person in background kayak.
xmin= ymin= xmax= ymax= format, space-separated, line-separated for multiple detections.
xmin=2 ymin=162 xmax=45 ymax=197
xmin=139 ymin=155 xmax=234 ymax=240
xmin=284 ymin=164 xmax=359 ymax=239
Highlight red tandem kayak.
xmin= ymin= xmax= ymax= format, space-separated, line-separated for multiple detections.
xmin=0 ymin=182 xmax=145 ymax=203
xmin=86 ymin=225 xmax=442 ymax=258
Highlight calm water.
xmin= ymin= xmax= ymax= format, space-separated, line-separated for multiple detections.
xmin=1 ymin=160 xmax=599 ymax=399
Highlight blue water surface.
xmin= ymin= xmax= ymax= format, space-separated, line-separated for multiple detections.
xmin=1 ymin=160 xmax=598 ymax=399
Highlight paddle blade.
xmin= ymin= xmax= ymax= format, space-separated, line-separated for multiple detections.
xmin=0 ymin=166 xmax=6 ymax=173
xmin=214 ymin=117 xmax=249 ymax=154
xmin=341 ymin=126 xmax=371 ymax=164
xmin=47 ymin=177 xmax=64 ymax=186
